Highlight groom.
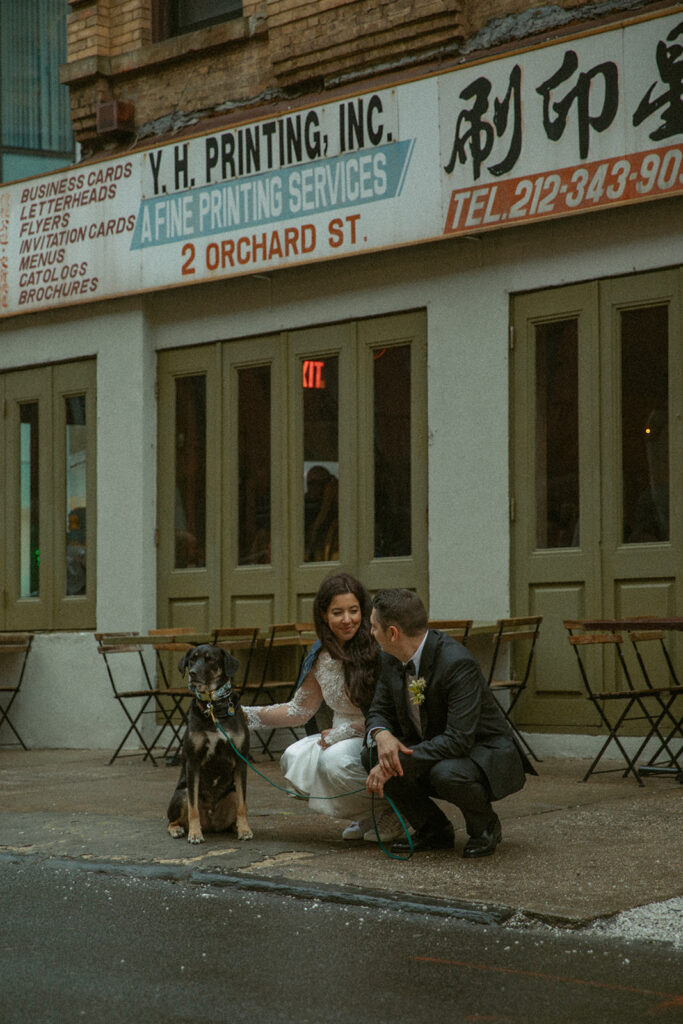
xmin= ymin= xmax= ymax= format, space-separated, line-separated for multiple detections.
xmin=363 ymin=589 xmax=533 ymax=857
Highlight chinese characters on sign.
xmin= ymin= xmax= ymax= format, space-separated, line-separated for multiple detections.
xmin=441 ymin=17 xmax=683 ymax=232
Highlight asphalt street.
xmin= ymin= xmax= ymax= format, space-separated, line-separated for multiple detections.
xmin=2 ymin=856 xmax=682 ymax=1024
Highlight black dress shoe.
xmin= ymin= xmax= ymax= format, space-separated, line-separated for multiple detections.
xmin=462 ymin=815 xmax=502 ymax=858
xmin=391 ymin=827 xmax=455 ymax=854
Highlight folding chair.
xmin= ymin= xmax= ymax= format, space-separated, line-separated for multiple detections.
xmin=148 ymin=627 xmax=202 ymax=762
xmin=96 ymin=632 xmax=161 ymax=765
xmin=428 ymin=620 xmax=473 ymax=645
xmin=211 ymin=626 xmax=260 ymax=691
xmin=486 ymin=616 xmax=543 ymax=762
xmin=626 ymin=629 xmax=683 ymax=780
xmin=0 ymin=632 xmax=33 ymax=749
xmin=248 ymin=622 xmax=317 ymax=759
xmin=564 ymin=620 xmax=673 ymax=785
xmin=96 ymin=630 xmax=201 ymax=765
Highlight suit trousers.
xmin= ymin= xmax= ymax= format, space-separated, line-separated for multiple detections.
xmin=362 ymin=746 xmax=496 ymax=837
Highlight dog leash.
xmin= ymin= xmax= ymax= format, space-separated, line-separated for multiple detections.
xmin=201 ymin=698 xmax=414 ymax=861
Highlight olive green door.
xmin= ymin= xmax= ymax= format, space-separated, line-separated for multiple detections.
xmin=511 ymin=269 xmax=683 ymax=730
xmin=157 ymin=310 xmax=428 ymax=631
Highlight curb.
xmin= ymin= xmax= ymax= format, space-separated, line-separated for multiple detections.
xmin=0 ymin=850 xmax=514 ymax=926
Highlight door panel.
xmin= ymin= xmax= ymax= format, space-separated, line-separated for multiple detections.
xmin=222 ymin=334 xmax=286 ymax=629
xmin=358 ymin=311 xmax=428 ymax=596
xmin=5 ymin=368 xmax=53 ymax=630
xmin=157 ymin=344 xmax=222 ymax=632
xmin=512 ymin=283 xmax=600 ymax=727
xmin=289 ymin=322 xmax=356 ymax=619
xmin=600 ymin=271 xmax=682 ymax=621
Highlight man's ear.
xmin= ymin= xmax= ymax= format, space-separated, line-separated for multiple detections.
xmin=388 ymin=624 xmax=400 ymax=642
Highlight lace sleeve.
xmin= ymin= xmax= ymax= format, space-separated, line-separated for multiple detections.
xmin=323 ymin=720 xmax=363 ymax=745
xmin=242 ymin=671 xmax=322 ymax=730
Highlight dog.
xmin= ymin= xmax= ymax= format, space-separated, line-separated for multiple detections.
xmin=167 ymin=644 xmax=253 ymax=844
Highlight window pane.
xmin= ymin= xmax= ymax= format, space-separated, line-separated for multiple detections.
xmin=171 ymin=0 xmax=241 ymax=34
xmin=1 ymin=1 xmax=73 ymax=153
xmin=175 ymin=376 xmax=206 ymax=568
xmin=374 ymin=345 xmax=411 ymax=557
xmin=65 ymin=395 xmax=87 ymax=596
xmin=20 ymin=403 xmax=39 ymax=597
xmin=238 ymin=366 xmax=271 ymax=565
xmin=303 ymin=356 xmax=339 ymax=562
xmin=621 ymin=306 xmax=669 ymax=543
xmin=535 ymin=320 xmax=579 ymax=548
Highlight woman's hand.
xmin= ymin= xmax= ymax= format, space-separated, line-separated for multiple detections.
xmin=318 ymin=728 xmax=333 ymax=748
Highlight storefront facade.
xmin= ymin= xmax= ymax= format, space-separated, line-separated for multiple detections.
xmin=1 ymin=3 xmax=681 ymax=750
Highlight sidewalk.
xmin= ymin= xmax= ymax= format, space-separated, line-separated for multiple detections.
xmin=1 ymin=747 xmax=681 ymax=926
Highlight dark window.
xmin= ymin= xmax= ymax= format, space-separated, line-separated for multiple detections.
xmin=0 ymin=0 xmax=73 ymax=182
xmin=156 ymin=1 xmax=242 ymax=39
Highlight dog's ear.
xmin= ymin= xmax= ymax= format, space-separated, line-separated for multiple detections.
xmin=220 ymin=648 xmax=240 ymax=679
xmin=178 ymin=647 xmax=194 ymax=676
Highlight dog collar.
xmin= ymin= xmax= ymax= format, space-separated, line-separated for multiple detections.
xmin=189 ymin=680 xmax=236 ymax=717
xmin=188 ymin=680 xmax=232 ymax=702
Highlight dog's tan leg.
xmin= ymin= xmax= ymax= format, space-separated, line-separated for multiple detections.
xmin=187 ymin=773 xmax=204 ymax=844
xmin=168 ymin=818 xmax=186 ymax=839
xmin=235 ymin=768 xmax=253 ymax=840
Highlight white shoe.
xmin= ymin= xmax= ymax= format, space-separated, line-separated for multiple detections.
xmin=363 ymin=807 xmax=407 ymax=843
xmin=342 ymin=817 xmax=373 ymax=840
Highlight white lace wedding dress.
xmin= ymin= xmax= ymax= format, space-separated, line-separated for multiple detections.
xmin=243 ymin=650 xmax=373 ymax=819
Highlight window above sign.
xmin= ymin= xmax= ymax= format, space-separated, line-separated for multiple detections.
xmin=154 ymin=0 xmax=242 ymax=39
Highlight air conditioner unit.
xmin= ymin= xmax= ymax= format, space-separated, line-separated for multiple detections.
xmin=96 ymin=100 xmax=135 ymax=135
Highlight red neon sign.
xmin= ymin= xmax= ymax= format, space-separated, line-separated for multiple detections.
xmin=302 ymin=360 xmax=326 ymax=389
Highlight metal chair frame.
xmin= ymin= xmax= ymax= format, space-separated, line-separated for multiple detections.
xmin=96 ymin=631 xmax=202 ymax=765
xmin=486 ymin=616 xmax=543 ymax=762
xmin=0 ymin=632 xmax=34 ymax=749
xmin=564 ymin=620 xmax=682 ymax=785
xmin=248 ymin=622 xmax=317 ymax=759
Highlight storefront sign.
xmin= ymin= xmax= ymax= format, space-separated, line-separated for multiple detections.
xmin=1 ymin=9 xmax=682 ymax=317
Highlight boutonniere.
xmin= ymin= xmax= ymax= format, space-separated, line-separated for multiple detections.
xmin=408 ymin=677 xmax=427 ymax=705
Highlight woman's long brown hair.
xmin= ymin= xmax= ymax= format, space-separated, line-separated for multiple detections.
xmin=312 ymin=572 xmax=380 ymax=709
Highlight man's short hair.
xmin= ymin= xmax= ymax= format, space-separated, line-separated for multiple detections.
xmin=372 ymin=589 xmax=428 ymax=636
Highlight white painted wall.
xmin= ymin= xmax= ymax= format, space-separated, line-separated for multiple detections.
xmin=1 ymin=196 xmax=682 ymax=749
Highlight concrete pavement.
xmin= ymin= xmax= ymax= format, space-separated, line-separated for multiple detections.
xmin=1 ymin=746 xmax=681 ymax=926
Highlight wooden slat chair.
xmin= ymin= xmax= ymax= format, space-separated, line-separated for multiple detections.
xmin=248 ymin=622 xmax=317 ymax=759
xmin=95 ymin=630 xmax=204 ymax=765
xmin=95 ymin=632 xmax=160 ymax=765
xmin=148 ymin=627 xmax=202 ymax=762
xmin=563 ymin=620 xmax=673 ymax=785
xmin=626 ymin=629 xmax=683 ymax=780
xmin=211 ymin=626 xmax=261 ymax=692
xmin=486 ymin=616 xmax=543 ymax=762
xmin=428 ymin=619 xmax=473 ymax=645
xmin=0 ymin=632 xmax=33 ymax=749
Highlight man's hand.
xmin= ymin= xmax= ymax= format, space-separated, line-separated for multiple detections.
xmin=366 ymin=763 xmax=394 ymax=798
xmin=374 ymin=729 xmax=413 ymax=776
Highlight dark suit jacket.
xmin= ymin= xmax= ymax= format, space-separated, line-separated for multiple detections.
xmin=365 ymin=629 xmax=530 ymax=800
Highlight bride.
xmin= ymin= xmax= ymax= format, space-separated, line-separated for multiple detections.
xmin=243 ymin=572 xmax=402 ymax=842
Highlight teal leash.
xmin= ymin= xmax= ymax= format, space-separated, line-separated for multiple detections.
xmin=206 ymin=703 xmax=414 ymax=860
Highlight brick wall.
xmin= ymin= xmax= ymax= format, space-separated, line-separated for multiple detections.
xmin=64 ymin=0 xmax=666 ymax=155
xmin=269 ymin=0 xmax=466 ymax=87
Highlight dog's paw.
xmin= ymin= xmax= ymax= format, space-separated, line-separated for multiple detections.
xmin=188 ymin=832 xmax=205 ymax=844
xmin=237 ymin=828 xmax=254 ymax=841
xmin=168 ymin=824 xmax=185 ymax=839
